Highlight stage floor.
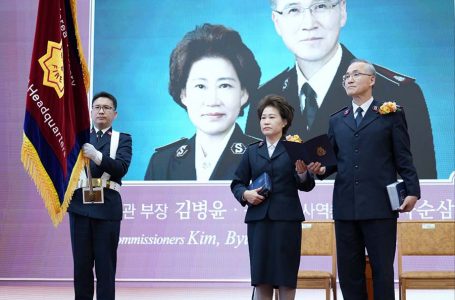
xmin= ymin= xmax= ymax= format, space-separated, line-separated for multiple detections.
xmin=0 ymin=285 xmax=454 ymax=299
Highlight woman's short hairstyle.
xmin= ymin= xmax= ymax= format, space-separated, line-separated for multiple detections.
xmin=169 ymin=23 xmax=261 ymax=116
xmin=257 ymin=94 xmax=294 ymax=136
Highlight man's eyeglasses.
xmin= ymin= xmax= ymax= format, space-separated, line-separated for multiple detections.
xmin=274 ymin=0 xmax=341 ymax=19
xmin=92 ymin=105 xmax=114 ymax=112
xmin=342 ymin=72 xmax=374 ymax=83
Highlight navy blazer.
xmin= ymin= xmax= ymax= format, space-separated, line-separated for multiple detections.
xmin=245 ymin=44 xmax=436 ymax=178
xmin=321 ymin=100 xmax=420 ymax=220
xmin=231 ymin=140 xmax=315 ymax=222
xmin=144 ymin=124 xmax=258 ymax=180
xmin=68 ymin=128 xmax=132 ymax=221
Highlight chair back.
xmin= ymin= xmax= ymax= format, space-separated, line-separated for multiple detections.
xmin=301 ymin=221 xmax=335 ymax=256
xmin=398 ymin=221 xmax=455 ymax=256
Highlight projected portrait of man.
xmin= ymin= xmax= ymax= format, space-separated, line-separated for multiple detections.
xmin=144 ymin=23 xmax=261 ymax=181
xmin=245 ymin=0 xmax=437 ymax=178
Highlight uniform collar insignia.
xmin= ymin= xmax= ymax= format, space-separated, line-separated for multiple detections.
xmin=258 ymin=141 xmax=265 ymax=147
xmin=343 ymin=108 xmax=350 ymax=116
xmin=230 ymin=142 xmax=247 ymax=155
xmin=282 ymin=78 xmax=289 ymax=91
xmin=394 ymin=75 xmax=405 ymax=82
xmin=176 ymin=144 xmax=189 ymax=158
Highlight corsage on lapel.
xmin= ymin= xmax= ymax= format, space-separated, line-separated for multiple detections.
xmin=378 ymin=101 xmax=400 ymax=115
xmin=285 ymin=134 xmax=303 ymax=143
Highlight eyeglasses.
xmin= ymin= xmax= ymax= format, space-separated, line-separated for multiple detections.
xmin=274 ymin=0 xmax=341 ymax=20
xmin=92 ymin=105 xmax=114 ymax=112
xmin=342 ymin=72 xmax=374 ymax=83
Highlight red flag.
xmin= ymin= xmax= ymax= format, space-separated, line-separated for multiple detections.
xmin=21 ymin=0 xmax=91 ymax=226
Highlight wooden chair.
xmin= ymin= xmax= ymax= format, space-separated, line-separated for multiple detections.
xmin=295 ymin=221 xmax=337 ymax=300
xmin=397 ymin=220 xmax=455 ymax=300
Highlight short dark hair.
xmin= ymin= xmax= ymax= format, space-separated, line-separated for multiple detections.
xmin=257 ymin=94 xmax=294 ymax=136
xmin=93 ymin=91 xmax=117 ymax=110
xmin=169 ymin=23 xmax=261 ymax=116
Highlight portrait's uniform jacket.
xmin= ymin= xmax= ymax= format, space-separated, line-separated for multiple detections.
xmin=321 ymin=100 xmax=421 ymax=220
xmin=230 ymin=140 xmax=315 ymax=223
xmin=144 ymin=124 xmax=258 ymax=180
xmin=245 ymin=44 xmax=436 ymax=178
xmin=68 ymin=127 xmax=132 ymax=220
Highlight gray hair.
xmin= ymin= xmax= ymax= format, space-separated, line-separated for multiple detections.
xmin=349 ymin=58 xmax=376 ymax=75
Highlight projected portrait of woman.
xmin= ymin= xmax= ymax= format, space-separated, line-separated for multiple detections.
xmin=144 ymin=23 xmax=261 ymax=181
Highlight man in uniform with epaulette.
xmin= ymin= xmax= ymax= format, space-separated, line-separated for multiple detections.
xmin=68 ymin=91 xmax=132 ymax=300
xmin=245 ymin=0 xmax=436 ymax=178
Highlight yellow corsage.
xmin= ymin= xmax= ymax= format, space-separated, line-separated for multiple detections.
xmin=285 ymin=134 xmax=303 ymax=143
xmin=379 ymin=101 xmax=399 ymax=115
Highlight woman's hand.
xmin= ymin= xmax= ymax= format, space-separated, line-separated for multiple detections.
xmin=243 ymin=188 xmax=265 ymax=206
xmin=295 ymin=159 xmax=308 ymax=174
xmin=307 ymin=162 xmax=326 ymax=176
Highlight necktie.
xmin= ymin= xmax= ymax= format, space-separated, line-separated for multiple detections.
xmin=301 ymin=83 xmax=318 ymax=129
xmin=96 ymin=130 xmax=103 ymax=141
xmin=355 ymin=107 xmax=364 ymax=127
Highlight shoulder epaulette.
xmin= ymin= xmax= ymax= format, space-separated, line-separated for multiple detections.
xmin=155 ymin=138 xmax=188 ymax=151
xmin=245 ymin=135 xmax=261 ymax=142
xmin=259 ymin=66 xmax=293 ymax=89
xmin=330 ymin=106 xmax=349 ymax=117
xmin=248 ymin=140 xmax=262 ymax=146
xmin=374 ymin=64 xmax=416 ymax=86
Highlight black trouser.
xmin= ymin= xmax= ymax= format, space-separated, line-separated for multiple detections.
xmin=69 ymin=213 xmax=120 ymax=300
xmin=335 ymin=219 xmax=397 ymax=300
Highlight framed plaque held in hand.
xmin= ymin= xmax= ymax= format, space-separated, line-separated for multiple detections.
xmin=282 ymin=134 xmax=336 ymax=167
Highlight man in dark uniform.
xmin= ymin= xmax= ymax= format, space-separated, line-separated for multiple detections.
xmin=144 ymin=123 xmax=258 ymax=180
xmin=68 ymin=92 xmax=132 ymax=300
xmin=310 ymin=59 xmax=420 ymax=300
xmin=245 ymin=0 xmax=436 ymax=178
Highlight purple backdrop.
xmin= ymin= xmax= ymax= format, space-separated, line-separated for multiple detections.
xmin=0 ymin=0 xmax=453 ymax=284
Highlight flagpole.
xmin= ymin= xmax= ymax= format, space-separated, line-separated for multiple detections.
xmin=85 ymin=158 xmax=93 ymax=195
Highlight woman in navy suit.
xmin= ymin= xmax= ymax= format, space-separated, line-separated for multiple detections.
xmin=231 ymin=95 xmax=315 ymax=300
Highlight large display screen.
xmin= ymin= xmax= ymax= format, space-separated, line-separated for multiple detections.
xmin=93 ymin=0 xmax=454 ymax=180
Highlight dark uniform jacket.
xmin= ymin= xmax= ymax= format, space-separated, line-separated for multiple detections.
xmin=68 ymin=128 xmax=132 ymax=220
xmin=320 ymin=100 xmax=421 ymax=220
xmin=144 ymin=124 xmax=258 ymax=180
xmin=231 ymin=140 xmax=315 ymax=223
xmin=245 ymin=44 xmax=436 ymax=178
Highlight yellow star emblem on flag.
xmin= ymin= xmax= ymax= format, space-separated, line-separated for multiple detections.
xmin=38 ymin=40 xmax=64 ymax=98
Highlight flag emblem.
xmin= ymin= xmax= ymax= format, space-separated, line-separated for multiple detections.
xmin=38 ymin=40 xmax=64 ymax=98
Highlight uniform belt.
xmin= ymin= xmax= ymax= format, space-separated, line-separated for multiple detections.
xmin=77 ymin=178 xmax=121 ymax=192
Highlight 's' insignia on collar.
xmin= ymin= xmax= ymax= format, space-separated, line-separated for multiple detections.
xmin=176 ymin=145 xmax=189 ymax=158
xmin=282 ymin=78 xmax=289 ymax=91
xmin=230 ymin=142 xmax=247 ymax=155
